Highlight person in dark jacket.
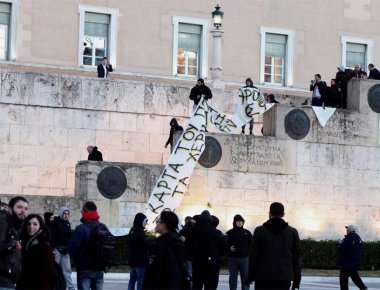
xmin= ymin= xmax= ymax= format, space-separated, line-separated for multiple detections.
xmin=179 ymin=217 xmax=196 ymax=286
xmin=326 ymin=79 xmax=340 ymax=108
xmin=368 ymin=64 xmax=380 ymax=80
xmin=87 ymin=146 xmax=103 ymax=161
xmin=190 ymin=211 xmax=225 ymax=290
xmin=189 ymin=79 xmax=213 ymax=111
xmin=353 ymin=65 xmax=367 ymax=79
xmin=310 ymin=74 xmax=328 ymax=107
xmin=0 ymin=197 xmax=28 ymax=290
xmin=69 ymin=201 xmax=111 ymax=290
xmin=97 ymin=57 xmax=113 ymax=78
xmin=241 ymin=78 xmax=257 ymax=135
xmin=226 ymin=215 xmax=252 ymax=290
xmin=143 ymin=211 xmax=188 ymax=290
xmin=17 ymin=214 xmax=55 ymax=290
xmin=127 ymin=213 xmax=149 ymax=290
xmin=165 ymin=118 xmax=184 ymax=153
xmin=51 ymin=207 xmax=75 ymax=290
xmin=337 ymin=225 xmax=367 ymax=290
xmin=248 ymin=202 xmax=301 ymax=290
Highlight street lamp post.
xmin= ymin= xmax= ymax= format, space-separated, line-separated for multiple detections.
xmin=210 ymin=4 xmax=224 ymax=88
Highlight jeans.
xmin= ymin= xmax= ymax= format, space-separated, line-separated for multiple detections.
xmin=192 ymin=260 xmax=220 ymax=290
xmin=242 ymin=120 xmax=254 ymax=135
xmin=228 ymin=257 xmax=249 ymax=290
xmin=54 ymin=249 xmax=76 ymax=290
xmin=128 ymin=267 xmax=145 ymax=290
xmin=77 ymin=271 xmax=104 ymax=290
xmin=254 ymin=280 xmax=291 ymax=290
xmin=339 ymin=269 xmax=367 ymax=290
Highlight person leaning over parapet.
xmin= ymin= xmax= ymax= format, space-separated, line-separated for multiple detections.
xmin=189 ymin=78 xmax=213 ymax=112
xmin=87 ymin=146 xmax=103 ymax=161
xmin=368 ymin=63 xmax=380 ymax=80
xmin=0 ymin=196 xmax=29 ymax=290
xmin=248 ymin=202 xmax=301 ymax=290
xmin=352 ymin=64 xmax=367 ymax=79
xmin=337 ymin=225 xmax=368 ymax=290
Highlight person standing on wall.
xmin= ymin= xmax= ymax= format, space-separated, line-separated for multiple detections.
xmin=189 ymin=79 xmax=213 ymax=112
xmin=226 ymin=215 xmax=252 ymax=290
xmin=337 ymin=225 xmax=368 ymax=290
xmin=97 ymin=57 xmax=113 ymax=79
xmin=310 ymin=74 xmax=328 ymax=107
xmin=240 ymin=78 xmax=258 ymax=135
xmin=248 ymin=202 xmax=301 ymax=290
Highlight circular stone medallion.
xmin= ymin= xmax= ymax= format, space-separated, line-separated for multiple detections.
xmin=284 ymin=109 xmax=311 ymax=140
xmin=198 ymin=136 xmax=222 ymax=168
xmin=368 ymin=84 xmax=380 ymax=113
xmin=97 ymin=166 xmax=127 ymax=199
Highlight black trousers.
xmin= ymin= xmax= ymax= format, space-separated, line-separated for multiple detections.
xmin=339 ymin=269 xmax=367 ymax=290
xmin=192 ymin=261 xmax=220 ymax=290
xmin=254 ymin=280 xmax=291 ymax=290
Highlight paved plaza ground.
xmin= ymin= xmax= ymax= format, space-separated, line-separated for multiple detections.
xmin=71 ymin=273 xmax=380 ymax=290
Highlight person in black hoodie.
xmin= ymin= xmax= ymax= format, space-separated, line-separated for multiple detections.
xmin=143 ymin=211 xmax=189 ymax=290
xmin=241 ymin=78 xmax=257 ymax=135
xmin=165 ymin=118 xmax=184 ymax=153
xmin=337 ymin=225 xmax=367 ymax=290
xmin=368 ymin=64 xmax=380 ymax=80
xmin=87 ymin=146 xmax=103 ymax=161
xmin=51 ymin=207 xmax=75 ymax=290
xmin=226 ymin=215 xmax=252 ymax=290
xmin=127 ymin=213 xmax=149 ymax=290
xmin=189 ymin=79 xmax=213 ymax=112
xmin=248 ymin=203 xmax=301 ymax=290
xmin=190 ymin=211 xmax=225 ymax=290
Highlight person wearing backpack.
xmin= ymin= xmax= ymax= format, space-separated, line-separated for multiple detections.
xmin=69 ymin=201 xmax=115 ymax=290
xmin=127 ymin=213 xmax=149 ymax=290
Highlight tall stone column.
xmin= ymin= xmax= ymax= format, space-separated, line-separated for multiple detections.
xmin=210 ymin=28 xmax=224 ymax=89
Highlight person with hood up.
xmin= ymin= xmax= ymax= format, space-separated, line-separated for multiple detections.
xmin=0 ymin=196 xmax=29 ymax=290
xmin=189 ymin=78 xmax=213 ymax=112
xmin=51 ymin=207 xmax=75 ymax=290
xmin=337 ymin=225 xmax=367 ymax=290
xmin=190 ymin=210 xmax=225 ymax=290
xmin=87 ymin=146 xmax=103 ymax=161
xmin=226 ymin=215 xmax=252 ymax=290
xmin=165 ymin=118 xmax=184 ymax=153
xmin=143 ymin=211 xmax=189 ymax=290
xmin=17 ymin=214 xmax=55 ymax=290
xmin=127 ymin=213 xmax=149 ymax=290
xmin=69 ymin=201 xmax=112 ymax=290
xmin=248 ymin=202 xmax=301 ymax=290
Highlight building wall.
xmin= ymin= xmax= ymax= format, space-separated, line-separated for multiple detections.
xmin=6 ymin=0 xmax=380 ymax=91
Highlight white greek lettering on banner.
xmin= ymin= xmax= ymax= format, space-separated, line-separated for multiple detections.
xmin=145 ymin=87 xmax=272 ymax=227
xmin=145 ymin=98 xmax=208 ymax=227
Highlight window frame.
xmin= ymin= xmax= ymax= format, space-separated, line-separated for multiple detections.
xmin=172 ymin=16 xmax=209 ymax=79
xmin=260 ymin=27 xmax=295 ymax=87
xmin=0 ymin=0 xmax=18 ymax=61
xmin=341 ymin=35 xmax=373 ymax=70
xmin=78 ymin=5 xmax=119 ymax=68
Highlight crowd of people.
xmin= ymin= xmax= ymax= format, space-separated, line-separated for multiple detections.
xmin=310 ymin=63 xmax=380 ymax=108
xmin=0 ymin=197 xmax=369 ymax=290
